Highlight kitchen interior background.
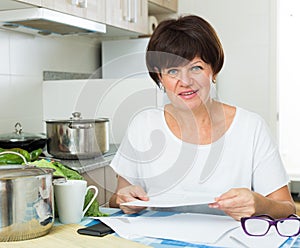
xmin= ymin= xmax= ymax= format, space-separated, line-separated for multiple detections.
xmin=0 ymin=0 xmax=298 ymax=178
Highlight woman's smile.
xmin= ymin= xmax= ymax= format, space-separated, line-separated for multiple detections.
xmin=178 ymin=89 xmax=199 ymax=100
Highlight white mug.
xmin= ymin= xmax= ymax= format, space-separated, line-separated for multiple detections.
xmin=53 ymin=180 xmax=98 ymax=224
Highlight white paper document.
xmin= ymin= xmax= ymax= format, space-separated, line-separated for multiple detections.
xmin=121 ymin=192 xmax=216 ymax=208
xmin=99 ymin=213 xmax=240 ymax=244
xmin=228 ymin=226 xmax=288 ymax=248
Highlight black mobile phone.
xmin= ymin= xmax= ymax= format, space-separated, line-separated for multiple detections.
xmin=77 ymin=222 xmax=115 ymax=237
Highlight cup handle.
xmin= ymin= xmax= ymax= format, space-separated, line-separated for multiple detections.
xmin=82 ymin=185 xmax=98 ymax=217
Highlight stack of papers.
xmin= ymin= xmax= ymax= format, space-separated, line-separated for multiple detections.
xmin=121 ymin=192 xmax=216 ymax=208
xmin=98 ymin=192 xmax=289 ymax=247
xmin=98 ymin=213 xmax=288 ymax=247
xmin=99 ymin=213 xmax=239 ymax=245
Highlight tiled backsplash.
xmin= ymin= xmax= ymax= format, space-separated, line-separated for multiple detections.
xmin=0 ymin=28 xmax=100 ymax=135
xmin=43 ymin=71 xmax=92 ymax=81
xmin=43 ymin=78 xmax=158 ymax=144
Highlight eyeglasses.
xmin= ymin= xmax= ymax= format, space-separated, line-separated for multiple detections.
xmin=241 ymin=214 xmax=300 ymax=237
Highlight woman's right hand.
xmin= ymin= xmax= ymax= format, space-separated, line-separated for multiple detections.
xmin=116 ymin=185 xmax=149 ymax=214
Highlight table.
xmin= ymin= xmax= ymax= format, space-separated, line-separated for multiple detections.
xmin=1 ymin=208 xmax=298 ymax=248
xmin=97 ymin=208 xmax=300 ymax=248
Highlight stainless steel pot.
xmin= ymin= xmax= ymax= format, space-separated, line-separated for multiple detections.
xmin=45 ymin=112 xmax=109 ymax=159
xmin=0 ymin=152 xmax=54 ymax=242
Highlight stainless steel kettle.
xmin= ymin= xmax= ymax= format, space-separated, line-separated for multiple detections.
xmin=0 ymin=151 xmax=54 ymax=241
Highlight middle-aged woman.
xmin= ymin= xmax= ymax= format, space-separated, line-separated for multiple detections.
xmin=108 ymin=15 xmax=295 ymax=221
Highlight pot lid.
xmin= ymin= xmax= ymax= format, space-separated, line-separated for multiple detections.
xmin=0 ymin=166 xmax=51 ymax=179
xmin=45 ymin=112 xmax=109 ymax=124
xmin=0 ymin=122 xmax=46 ymax=142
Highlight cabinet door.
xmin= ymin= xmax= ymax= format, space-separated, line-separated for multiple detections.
xmin=41 ymin=0 xmax=105 ymax=22
xmin=104 ymin=166 xmax=118 ymax=205
xmin=106 ymin=0 xmax=148 ymax=34
xmin=127 ymin=0 xmax=148 ymax=34
xmin=82 ymin=167 xmax=106 ymax=206
xmin=105 ymin=0 xmax=129 ymax=30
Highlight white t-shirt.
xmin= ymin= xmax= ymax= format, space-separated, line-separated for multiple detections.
xmin=110 ymin=106 xmax=289 ymax=214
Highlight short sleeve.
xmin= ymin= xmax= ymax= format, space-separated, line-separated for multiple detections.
xmin=251 ymin=116 xmax=289 ymax=195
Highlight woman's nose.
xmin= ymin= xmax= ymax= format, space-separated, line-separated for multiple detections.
xmin=178 ymin=70 xmax=193 ymax=86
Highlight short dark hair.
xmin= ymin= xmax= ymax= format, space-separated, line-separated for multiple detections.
xmin=146 ymin=15 xmax=224 ymax=87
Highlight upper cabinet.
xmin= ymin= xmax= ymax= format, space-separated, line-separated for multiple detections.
xmin=41 ymin=0 xmax=105 ymax=23
xmin=2 ymin=0 xmax=159 ymax=36
xmin=148 ymin=0 xmax=177 ymax=14
xmin=106 ymin=0 xmax=148 ymax=34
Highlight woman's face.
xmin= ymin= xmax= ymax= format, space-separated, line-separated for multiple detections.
xmin=159 ymin=57 xmax=214 ymax=111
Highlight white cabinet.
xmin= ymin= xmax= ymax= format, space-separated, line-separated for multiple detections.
xmin=106 ymin=0 xmax=148 ymax=34
xmin=148 ymin=0 xmax=177 ymax=14
xmin=41 ymin=0 xmax=105 ymax=23
xmin=8 ymin=0 xmax=149 ymax=35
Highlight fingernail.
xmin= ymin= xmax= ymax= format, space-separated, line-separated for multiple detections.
xmin=209 ymin=204 xmax=219 ymax=209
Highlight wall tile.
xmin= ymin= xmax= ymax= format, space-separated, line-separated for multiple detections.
xmin=9 ymin=31 xmax=43 ymax=76
xmin=0 ymin=75 xmax=44 ymax=134
xmin=0 ymin=28 xmax=100 ymax=135
xmin=0 ymin=30 xmax=10 ymax=75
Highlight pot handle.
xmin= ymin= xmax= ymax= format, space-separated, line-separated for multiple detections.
xmin=0 ymin=151 xmax=28 ymax=164
xmin=14 ymin=122 xmax=23 ymax=134
xmin=68 ymin=123 xmax=93 ymax=129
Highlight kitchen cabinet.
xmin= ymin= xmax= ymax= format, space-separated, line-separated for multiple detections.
xmin=41 ymin=0 xmax=105 ymax=23
xmin=104 ymin=165 xmax=118 ymax=205
xmin=106 ymin=0 xmax=148 ymax=34
xmin=81 ymin=165 xmax=117 ymax=207
xmin=148 ymin=0 xmax=177 ymax=14
xmin=82 ymin=166 xmax=106 ymax=206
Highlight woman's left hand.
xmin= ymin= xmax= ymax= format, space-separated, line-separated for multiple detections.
xmin=209 ymin=188 xmax=258 ymax=220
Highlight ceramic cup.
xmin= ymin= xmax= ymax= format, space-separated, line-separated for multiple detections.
xmin=53 ymin=180 xmax=98 ymax=224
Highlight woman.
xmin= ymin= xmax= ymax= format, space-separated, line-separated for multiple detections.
xmin=109 ymin=15 xmax=295 ymax=221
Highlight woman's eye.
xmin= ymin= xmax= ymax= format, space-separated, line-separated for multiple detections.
xmin=191 ymin=66 xmax=203 ymax=72
xmin=167 ymin=69 xmax=178 ymax=76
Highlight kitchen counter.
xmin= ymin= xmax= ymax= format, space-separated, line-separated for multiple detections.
xmin=60 ymin=153 xmax=114 ymax=174
xmin=51 ymin=144 xmax=118 ymax=174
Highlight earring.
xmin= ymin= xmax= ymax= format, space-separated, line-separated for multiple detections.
xmin=212 ymin=79 xmax=217 ymax=84
xmin=158 ymin=81 xmax=163 ymax=89
xmin=158 ymin=82 xmax=166 ymax=92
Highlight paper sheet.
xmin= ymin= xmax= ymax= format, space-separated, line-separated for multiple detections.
xmin=99 ymin=213 xmax=240 ymax=244
xmin=121 ymin=192 xmax=216 ymax=208
xmin=228 ymin=227 xmax=288 ymax=248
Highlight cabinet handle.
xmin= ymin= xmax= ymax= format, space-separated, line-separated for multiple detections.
xmin=78 ymin=0 xmax=88 ymax=8
xmin=126 ymin=0 xmax=131 ymax=22
xmin=127 ymin=0 xmax=137 ymax=23
xmin=71 ymin=0 xmax=87 ymax=8
xmin=131 ymin=0 xmax=137 ymax=23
